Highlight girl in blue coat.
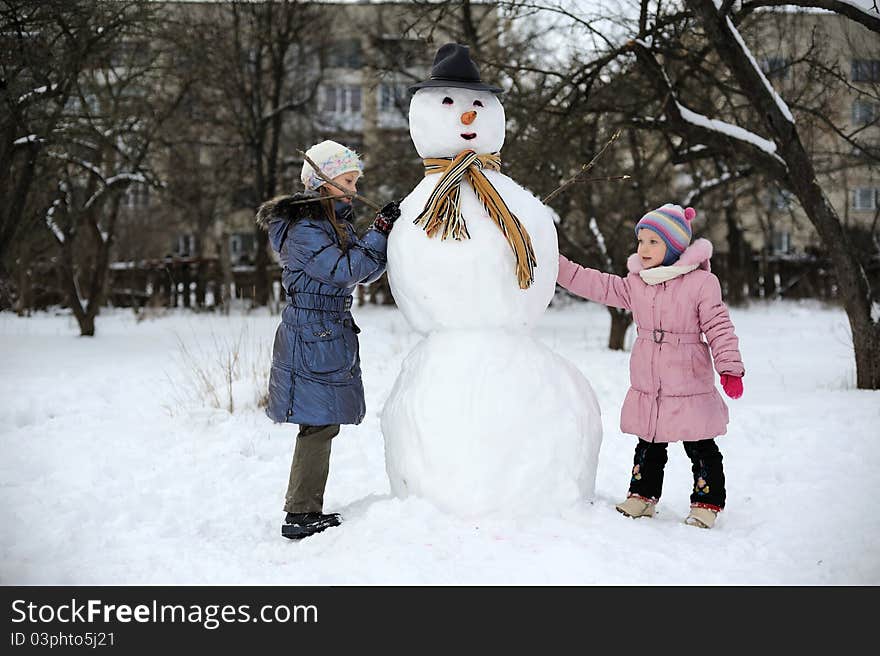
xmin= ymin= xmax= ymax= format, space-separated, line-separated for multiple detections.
xmin=257 ymin=140 xmax=400 ymax=540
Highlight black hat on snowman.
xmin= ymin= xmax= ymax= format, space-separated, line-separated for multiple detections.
xmin=408 ymin=43 xmax=503 ymax=94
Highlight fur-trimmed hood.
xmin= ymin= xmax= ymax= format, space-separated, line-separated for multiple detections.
xmin=255 ymin=193 xmax=325 ymax=252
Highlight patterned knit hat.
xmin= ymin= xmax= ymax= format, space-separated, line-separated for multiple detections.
xmin=300 ymin=140 xmax=364 ymax=191
xmin=635 ymin=203 xmax=696 ymax=265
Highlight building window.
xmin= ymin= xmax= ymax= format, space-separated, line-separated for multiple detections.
xmin=852 ymin=99 xmax=878 ymax=125
xmin=851 ymin=59 xmax=880 ymax=82
xmin=771 ymin=229 xmax=791 ymax=254
xmin=229 ymin=232 xmax=255 ymax=264
xmin=175 ymin=234 xmax=195 ymax=256
xmin=123 ymin=182 xmax=150 ymax=209
xmin=67 ymin=92 xmax=99 ymax=115
xmin=377 ymin=37 xmax=424 ymax=70
xmin=321 ymin=84 xmax=362 ymax=115
xmin=851 ymin=187 xmax=879 ymax=210
xmin=759 ymin=56 xmax=789 ymax=79
xmin=110 ymin=40 xmax=151 ymax=69
xmin=328 ymin=39 xmax=362 ymax=69
xmin=379 ymin=83 xmax=408 ymax=112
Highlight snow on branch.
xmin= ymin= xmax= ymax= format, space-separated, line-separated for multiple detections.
xmin=45 ymin=199 xmax=65 ymax=244
xmin=18 ymin=84 xmax=58 ymax=105
xmin=104 ymin=172 xmax=146 ymax=186
xmin=629 ymin=38 xmax=789 ymax=177
xmin=672 ymin=143 xmax=724 ymax=164
xmin=724 ymin=15 xmax=794 ymax=123
xmin=77 ymin=159 xmax=105 ymax=181
xmin=588 ymin=217 xmax=614 ymax=270
xmin=83 ymin=172 xmax=146 ymax=212
xmin=13 ymin=135 xmax=42 ymax=146
xmin=675 ymin=101 xmax=787 ymax=165
xmin=737 ymin=1 xmax=880 ymax=34
xmin=682 ymin=170 xmax=741 ymax=206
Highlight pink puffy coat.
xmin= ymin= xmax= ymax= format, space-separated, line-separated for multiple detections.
xmin=557 ymin=238 xmax=744 ymax=443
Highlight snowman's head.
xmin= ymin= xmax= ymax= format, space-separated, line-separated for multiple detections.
xmin=409 ymin=87 xmax=505 ymax=159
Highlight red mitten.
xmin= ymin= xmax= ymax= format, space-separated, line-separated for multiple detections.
xmin=720 ymin=374 xmax=743 ymax=399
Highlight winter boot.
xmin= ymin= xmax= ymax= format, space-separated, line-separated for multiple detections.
xmin=615 ymin=495 xmax=656 ymax=519
xmin=685 ymin=504 xmax=718 ymax=529
xmin=281 ymin=512 xmax=342 ymax=540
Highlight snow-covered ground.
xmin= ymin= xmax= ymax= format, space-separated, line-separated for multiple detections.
xmin=1 ymin=299 xmax=878 ymax=584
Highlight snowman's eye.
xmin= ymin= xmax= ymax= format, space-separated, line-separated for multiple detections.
xmin=473 ymin=100 xmax=484 ymax=107
xmin=442 ymin=97 xmax=453 ymax=105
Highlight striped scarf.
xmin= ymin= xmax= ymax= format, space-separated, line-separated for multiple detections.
xmin=416 ymin=150 xmax=537 ymax=290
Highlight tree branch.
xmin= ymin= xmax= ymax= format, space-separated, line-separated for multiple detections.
xmin=630 ymin=39 xmax=790 ymax=181
xmin=738 ymin=1 xmax=880 ymax=34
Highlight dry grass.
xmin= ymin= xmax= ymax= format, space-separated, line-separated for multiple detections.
xmin=165 ymin=320 xmax=270 ymax=415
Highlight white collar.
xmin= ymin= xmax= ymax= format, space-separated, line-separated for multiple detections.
xmin=638 ymin=262 xmax=700 ymax=285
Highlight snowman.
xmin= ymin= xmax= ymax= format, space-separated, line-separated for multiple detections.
xmin=381 ymin=43 xmax=602 ymax=516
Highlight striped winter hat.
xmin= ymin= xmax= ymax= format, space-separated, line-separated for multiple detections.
xmin=635 ymin=203 xmax=696 ymax=265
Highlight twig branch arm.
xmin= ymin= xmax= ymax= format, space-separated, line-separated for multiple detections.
xmin=297 ymin=149 xmax=382 ymax=211
xmin=542 ymin=129 xmax=625 ymax=204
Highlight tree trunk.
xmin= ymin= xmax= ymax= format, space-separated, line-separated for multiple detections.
xmin=853 ymin=323 xmax=880 ymax=388
xmin=216 ymin=220 xmax=233 ymax=315
xmin=59 ymin=244 xmax=92 ymax=337
xmin=607 ymin=307 xmax=633 ymax=350
xmin=688 ymin=0 xmax=880 ymax=388
xmin=15 ymin=256 xmax=32 ymax=317
xmin=79 ymin=228 xmax=112 ymax=336
xmin=195 ymin=260 xmax=206 ymax=309
xmin=181 ymin=262 xmax=191 ymax=309
xmin=0 ymin=141 xmax=39 ymax=266
xmin=725 ymin=202 xmax=747 ymax=306
xmin=252 ymin=227 xmax=270 ymax=307
xmin=79 ymin=313 xmax=96 ymax=337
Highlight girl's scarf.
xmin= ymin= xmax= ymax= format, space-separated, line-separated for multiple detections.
xmin=638 ymin=262 xmax=700 ymax=285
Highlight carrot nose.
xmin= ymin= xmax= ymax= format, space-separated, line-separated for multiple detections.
xmin=461 ymin=111 xmax=477 ymax=126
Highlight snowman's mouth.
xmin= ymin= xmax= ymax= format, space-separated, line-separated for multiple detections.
xmin=460 ymin=133 xmax=477 ymax=140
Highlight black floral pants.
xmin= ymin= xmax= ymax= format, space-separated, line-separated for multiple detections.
xmin=628 ymin=438 xmax=726 ymax=509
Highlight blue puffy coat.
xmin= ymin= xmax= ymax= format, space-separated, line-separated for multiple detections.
xmin=265 ymin=204 xmax=387 ymax=426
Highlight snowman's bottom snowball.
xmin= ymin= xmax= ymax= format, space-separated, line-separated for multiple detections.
xmin=380 ymin=331 xmax=602 ymax=517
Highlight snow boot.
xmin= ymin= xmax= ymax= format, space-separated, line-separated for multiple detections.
xmin=281 ymin=512 xmax=342 ymax=540
xmin=685 ymin=504 xmax=718 ymax=529
xmin=615 ymin=495 xmax=656 ymax=519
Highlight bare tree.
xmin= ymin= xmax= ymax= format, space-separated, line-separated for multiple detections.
xmin=181 ymin=0 xmax=330 ymax=308
xmin=0 ymin=0 xmax=144 ymax=309
xmin=40 ymin=1 xmax=186 ymax=335
xmin=621 ymin=0 xmax=880 ymax=387
xmin=467 ymin=0 xmax=880 ymax=386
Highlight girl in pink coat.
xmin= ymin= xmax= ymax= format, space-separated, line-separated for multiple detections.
xmin=557 ymin=203 xmax=744 ymax=529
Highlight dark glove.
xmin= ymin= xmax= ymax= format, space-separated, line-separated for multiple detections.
xmin=371 ymin=200 xmax=401 ymax=236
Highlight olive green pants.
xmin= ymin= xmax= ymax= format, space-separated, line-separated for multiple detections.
xmin=283 ymin=424 xmax=340 ymax=514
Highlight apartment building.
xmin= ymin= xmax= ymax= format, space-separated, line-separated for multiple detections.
xmin=114 ymin=1 xmax=499 ymax=268
xmin=111 ymin=4 xmax=876 ymax=281
xmin=732 ymin=9 xmax=880 ymax=257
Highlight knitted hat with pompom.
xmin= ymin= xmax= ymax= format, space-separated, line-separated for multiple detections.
xmin=635 ymin=203 xmax=696 ymax=265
